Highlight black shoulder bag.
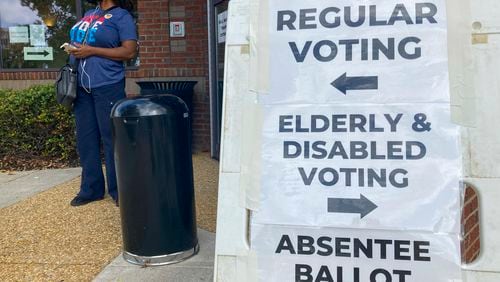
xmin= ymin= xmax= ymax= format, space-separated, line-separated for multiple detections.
xmin=55 ymin=18 xmax=94 ymax=110
xmin=55 ymin=63 xmax=77 ymax=110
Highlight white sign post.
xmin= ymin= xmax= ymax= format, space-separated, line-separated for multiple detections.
xmin=251 ymin=0 xmax=462 ymax=281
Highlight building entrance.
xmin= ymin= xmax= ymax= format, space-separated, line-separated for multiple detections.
xmin=209 ymin=0 xmax=229 ymax=159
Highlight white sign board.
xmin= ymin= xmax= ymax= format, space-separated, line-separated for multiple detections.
xmin=218 ymin=10 xmax=228 ymax=43
xmin=8 ymin=26 xmax=29 ymax=43
xmin=250 ymin=0 xmax=462 ymax=280
xmin=29 ymin=24 xmax=47 ymax=46
xmin=24 ymin=47 xmax=53 ymax=61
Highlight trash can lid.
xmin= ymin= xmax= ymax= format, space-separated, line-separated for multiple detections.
xmin=111 ymin=95 xmax=187 ymax=118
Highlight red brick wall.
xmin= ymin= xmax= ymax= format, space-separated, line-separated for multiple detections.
xmin=134 ymin=0 xmax=210 ymax=151
xmin=461 ymin=185 xmax=481 ymax=263
xmin=0 ymin=72 xmax=57 ymax=80
xmin=0 ymin=0 xmax=211 ymax=152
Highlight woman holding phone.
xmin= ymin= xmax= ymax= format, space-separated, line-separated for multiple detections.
xmin=68 ymin=0 xmax=137 ymax=207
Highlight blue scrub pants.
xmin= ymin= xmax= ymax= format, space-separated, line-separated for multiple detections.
xmin=73 ymin=79 xmax=126 ymax=200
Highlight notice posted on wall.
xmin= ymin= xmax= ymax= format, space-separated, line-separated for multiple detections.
xmin=218 ymin=10 xmax=228 ymax=43
xmin=23 ymin=47 xmax=53 ymax=61
xmin=8 ymin=26 xmax=29 ymax=43
xmin=29 ymin=24 xmax=47 ymax=47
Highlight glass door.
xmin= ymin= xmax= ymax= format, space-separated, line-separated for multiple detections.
xmin=209 ymin=0 xmax=229 ymax=159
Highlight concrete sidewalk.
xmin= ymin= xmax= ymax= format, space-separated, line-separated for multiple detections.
xmin=0 ymin=162 xmax=216 ymax=282
xmin=94 ymin=229 xmax=215 ymax=282
xmin=0 ymin=168 xmax=81 ymax=208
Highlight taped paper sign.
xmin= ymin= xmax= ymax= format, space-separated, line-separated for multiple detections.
xmin=261 ymin=0 xmax=450 ymax=104
xmin=218 ymin=10 xmax=228 ymax=43
xmin=252 ymin=103 xmax=461 ymax=233
xmin=9 ymin=26 xmax=29 ymax=43
xmin=251 ymin=224 xmax=462 ymax=282
xmin=23 ymin=47 xmax=53 ymax=61
xmin=29 ymin=24 xmax=47 ymax=46
xmin=248 ymin=0 xmax=463 ymax=281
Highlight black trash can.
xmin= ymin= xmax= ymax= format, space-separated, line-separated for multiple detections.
xmin=111 ymin=94 xmax=198 ymax=266
xmin=136 ymin=81 xmax=197 ymax=116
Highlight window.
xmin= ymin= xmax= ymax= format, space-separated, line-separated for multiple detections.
xmin=0 ymin=0 xmax=79 ymax=69
xmin=0 ymin=0 xmax=138 ymax=70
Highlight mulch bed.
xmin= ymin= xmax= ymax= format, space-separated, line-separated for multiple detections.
xmin=0 ymin=155 xmax=79 ymax=172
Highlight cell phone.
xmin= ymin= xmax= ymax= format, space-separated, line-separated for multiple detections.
xmin=60 ymin=43 xmax=77 ymax=53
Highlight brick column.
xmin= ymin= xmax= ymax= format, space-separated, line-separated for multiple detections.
xmin=461 ymin=185 xmax=481 ymax=263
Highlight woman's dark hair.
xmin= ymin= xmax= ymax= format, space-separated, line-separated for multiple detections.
xmin=116 ymin=0 xmax=134 ymax=12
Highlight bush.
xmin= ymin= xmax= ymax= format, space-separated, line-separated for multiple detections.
xmin=0 ymin=84 xmax=78 ymax=169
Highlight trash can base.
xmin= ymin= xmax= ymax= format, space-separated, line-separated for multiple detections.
xmin=123 ymin=244 xmax=199 ymax=266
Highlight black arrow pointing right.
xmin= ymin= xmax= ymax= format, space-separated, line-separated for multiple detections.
xmin=331 ymin=73 xmax=378 ymax=95
xmin=327 ymin=194 xmax=378 ymax=218
xmin=27 ymin=50 xmax=50 ymax=57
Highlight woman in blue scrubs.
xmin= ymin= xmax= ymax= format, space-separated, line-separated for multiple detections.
xmin=68 ymin=0 xmax=137 ymax=207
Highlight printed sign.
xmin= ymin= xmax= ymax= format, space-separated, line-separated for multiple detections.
xmin=29 ymin=24 xmax=47 ymax=46
xmin=23 ymin=47 xmax=53 ymax=61
xmin=8 ymin=26 xmax=29 ymax=43
xmin=253 ymin=104 xmax=461 ymax=232
xmin=252 ymin=224 xmax=462 ymax=282
xmin=262 ymin=0 xmax=450 ymax=105
xmin=250 ymin=0 xmax=462 ymax=281
xmin=218 ymin=10 xmax=228 ymax=43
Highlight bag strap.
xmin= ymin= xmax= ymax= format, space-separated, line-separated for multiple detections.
xmin=82 ymin=7 xmax=102 ymax=45
xmin=70 ymin=9 xmax=99 ymax=69
xmin=82 ymin=21 xmax=93 ymax=46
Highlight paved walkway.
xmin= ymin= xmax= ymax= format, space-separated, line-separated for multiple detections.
xmin=94 ymin=229 xmax=214 ymax=282
xmin=0 ymin=168 xmax=81 ymax=208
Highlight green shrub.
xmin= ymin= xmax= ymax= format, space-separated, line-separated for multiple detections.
xmin=0 ymin=84 xmax=78 ymax=166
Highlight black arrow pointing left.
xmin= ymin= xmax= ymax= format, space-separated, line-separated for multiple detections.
xmin=327 ymin=194 xmax=377 ymax=218
xmin=27 ymin=50 xmax=50 ymax=57
xmin=331 ymin=72 xmax=378 ymax=95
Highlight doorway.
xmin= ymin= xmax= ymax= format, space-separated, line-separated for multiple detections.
xmin=208 ymin=0 xmax=229 ymax=159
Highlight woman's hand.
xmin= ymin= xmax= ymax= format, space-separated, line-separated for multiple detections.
xmin=68 ymin=41 xmax=137 ymax=61
xmin=68 ymin=44 xmax=95 ymax=59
